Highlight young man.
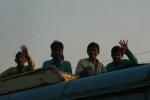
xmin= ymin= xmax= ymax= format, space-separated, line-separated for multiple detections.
xmin=106 ymin=40 xmax=138 ymax=72
xmin=75 ymin=42 xmax=106 ymax=78
xmin=42 ymin=41 xmax=72 ymax=73
xmin=0 ymin=45 xmax=35 ymax=78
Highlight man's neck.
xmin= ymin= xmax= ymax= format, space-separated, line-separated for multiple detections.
xmin=53 ymin=59 xmax=61 ymax=64
xmin=89 ymin=58 xmax=97 ymax=64
xmin=112 ymin=60 xmax=121 ymax=66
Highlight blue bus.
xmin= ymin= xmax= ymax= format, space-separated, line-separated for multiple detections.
xmin=0 ymin=64 xmax=150 ymax=100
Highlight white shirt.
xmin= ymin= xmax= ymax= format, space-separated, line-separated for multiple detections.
xmin=75 ymin=58 xmax=106 ymax=76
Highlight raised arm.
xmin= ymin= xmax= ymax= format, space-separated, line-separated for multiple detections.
xmin=20 ymin=45 xmax=35 ymax=70
xmin=119 ymin=40 xmax=138 ymax=64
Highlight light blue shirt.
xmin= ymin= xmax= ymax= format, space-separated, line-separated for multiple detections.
xmin=42 ymin=59 xmax=72 ymax=73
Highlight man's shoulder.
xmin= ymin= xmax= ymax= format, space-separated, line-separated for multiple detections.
xmin=0 ymin=67 xmax=17 ymax=78
xmin=78 ymin=58 xmax=88 ymax=62
xmin=121 ymin=59 xmax=130 ymax=63
xmin=5 ymin=67 xmax=17 ymax=72
xmin=97 ymin=59 xmax=104 ymax=65
xmin=43 ymin=59 xmax=53 ymax=64
xmin=76 ymin=58 xmax=89 ymax=65
xmin=62 ymin=60 xmax=71 ymax=65
xmin=42 ymin=59 xmax=53 ymax=68
xmin=106 ymin=62 xmax=113 ymax=69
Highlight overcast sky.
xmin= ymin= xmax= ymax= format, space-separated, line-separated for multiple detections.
xmin=0 ymin=0 xmax=150 ymax=73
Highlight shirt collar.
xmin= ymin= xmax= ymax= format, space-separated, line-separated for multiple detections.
xmin=51 ymin=59 xmax=63 ymax=65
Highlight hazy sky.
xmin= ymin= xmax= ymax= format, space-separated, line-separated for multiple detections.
xmin=0 ymin=0 xmax=150 ymax=73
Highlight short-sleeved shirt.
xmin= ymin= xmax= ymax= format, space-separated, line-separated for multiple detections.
xmin=75 ymin=58 xmax=106 ymax=76
xmin=42 ymin=59 xmax=72 ymax=73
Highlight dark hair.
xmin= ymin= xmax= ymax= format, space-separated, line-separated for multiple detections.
xmin=87 ymin=42 xmax=99 ymax=53
xmin=50 ymin=41 xmax=64 ymax=51
xmin=111 ymin=46 xmax=124 ymax=55
xmin=15 ymin=51 xmax=23 ymax=62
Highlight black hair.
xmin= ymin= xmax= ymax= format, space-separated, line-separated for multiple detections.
xmin=50 ymin=40 xmax=64 ymax=51
xmin=87 ymin=42 xmax=99 ymax=54
xmin=111 ymin=46 xmax=124 ymax=55
xmin=50 ymin=41 xmax=64 ymax=59
xmin=15 ymin=51 xmax=23 ymax=62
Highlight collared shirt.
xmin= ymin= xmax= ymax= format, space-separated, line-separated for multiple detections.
xmin=75 ymin=58 xmax=106 ymax=76
xmin=42 ymin=59 xmax=72 ymax=73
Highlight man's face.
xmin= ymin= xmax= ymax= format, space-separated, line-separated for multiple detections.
xmin=112 ymin=52 xmax=123 ymax=63
xmin=16 ymin=54 xmax=26 ymax=66
xmin=52 ymin=48 xmax=63 ymax=60
xmin=88 ymin=47 xmax=99 ymax=59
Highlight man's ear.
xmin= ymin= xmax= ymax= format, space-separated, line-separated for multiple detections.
xmin=15 ymin=58 xmax=18 ymax=63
